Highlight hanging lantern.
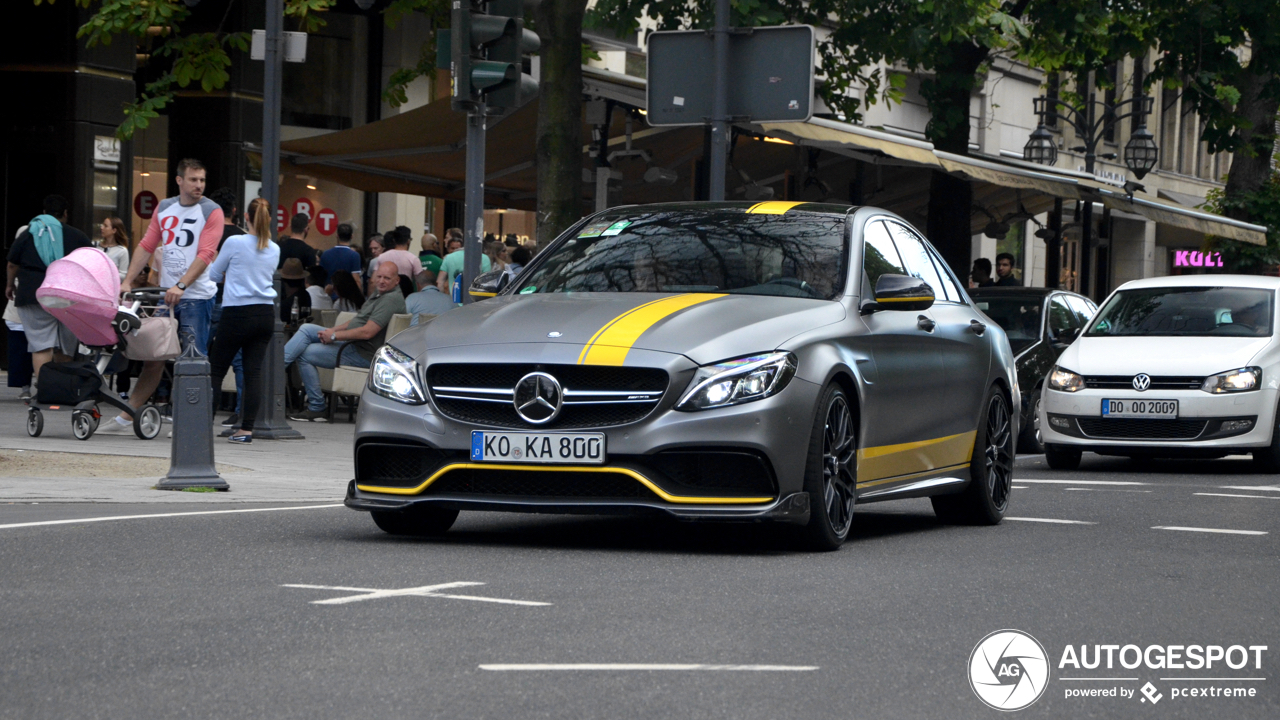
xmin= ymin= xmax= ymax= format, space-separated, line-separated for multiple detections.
xmin=1124 ymin=126 xmax=1159 ymax=180
xmin=1023 ymin=125 xmax=1057 ymax=166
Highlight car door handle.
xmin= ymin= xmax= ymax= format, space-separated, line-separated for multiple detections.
xmin=917 ymin=315 xmax=936 ymax=332
xmin=969 ymin=320 xmax=986 ymax=336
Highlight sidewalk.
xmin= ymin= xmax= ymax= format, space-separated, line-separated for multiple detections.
xmin=0 ymin=383 xmax=355 ymax=504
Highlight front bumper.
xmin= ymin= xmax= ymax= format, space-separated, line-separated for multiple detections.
xmin=350 ymin=354 xmax=822 ymax=520
xmin=1040 ymin=386 xmax=1277 ymax=450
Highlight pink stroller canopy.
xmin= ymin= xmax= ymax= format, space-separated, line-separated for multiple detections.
xmin=36 ymin=247 xmax=121 ymax=347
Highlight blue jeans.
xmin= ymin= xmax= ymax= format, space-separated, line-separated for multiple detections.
xmin=158 ymin=296 xmax=215 ymax=356
xmin=284 ymin=323 xmax=372 ymax=411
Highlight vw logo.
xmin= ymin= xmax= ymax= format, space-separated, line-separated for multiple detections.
xmin=1132 ymin=373 xmax=1152 ymax=392
xmin=513 ymin=372 xmax=563 ymax=425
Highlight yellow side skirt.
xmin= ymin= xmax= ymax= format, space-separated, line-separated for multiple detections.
xmin=856 ymin=430 xmax=977 ymax=484
xmin=357 ymin=463 xmax=775 ymax=505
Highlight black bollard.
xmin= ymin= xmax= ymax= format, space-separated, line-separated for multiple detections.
xmin=157 ymin=343 xmax=228 ymax=491
xmin=252 ymin=272 xmax=303 ymax=440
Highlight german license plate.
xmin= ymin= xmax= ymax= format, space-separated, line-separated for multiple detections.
xmin=1101 ymin=399 xmax=1178 ymax=419
xmin=470 ymin=431 xmax=606 ymax=464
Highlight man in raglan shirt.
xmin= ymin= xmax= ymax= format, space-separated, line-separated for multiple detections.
xmin=99 ymin=158 xmax=223 ymax=433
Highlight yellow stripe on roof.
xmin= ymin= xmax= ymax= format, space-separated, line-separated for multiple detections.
xmin=578 ymin=293 xmax=726 ymax=366
xmin=745 ymin=201 xmax=805 ymax=214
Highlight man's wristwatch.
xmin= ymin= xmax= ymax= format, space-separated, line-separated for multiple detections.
xmin=175 ymin=282 xmax=187 ymax=291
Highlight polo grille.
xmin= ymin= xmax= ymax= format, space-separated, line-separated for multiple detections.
xmin=426 ymin=363 xmax=669 ymax=429
xmin=1076 ymin=418 xmax=1208 ymax=440
xmin=1084 ymin=376 xmax=1203 ymax=391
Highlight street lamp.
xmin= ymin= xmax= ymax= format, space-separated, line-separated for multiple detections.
xmin=1024 ymin=75 xmax=1157 ymax=298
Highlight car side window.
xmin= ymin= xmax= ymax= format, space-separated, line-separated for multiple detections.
xmin=1065 ymin=296 xmax=1096 ymax=328
xmin=923 ymin=246 xmax=963 ymax=303
xmin=884 ymin=221 xmax=948 ymax=302
xmin=1049 ymin=296 xmax=1077 ymax=338
xmin=862 ymin=220 xmax=908 ymax=288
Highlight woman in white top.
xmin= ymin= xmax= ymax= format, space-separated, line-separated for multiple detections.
xmin=98 ymin=217 xmax=130 ymax=281
xmin=205 ymin=198 xmax=281 ymax=443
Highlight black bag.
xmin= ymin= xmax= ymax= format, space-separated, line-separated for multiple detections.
xmin=35 ymin=361 xmax=102 ymax=405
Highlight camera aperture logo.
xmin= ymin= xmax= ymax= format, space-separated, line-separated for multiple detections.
xmin=969 ymin=630 xmax=1051 ymax=711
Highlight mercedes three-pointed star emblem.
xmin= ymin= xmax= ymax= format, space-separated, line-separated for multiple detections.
xmin=513 ymin=372 xmax=563 ymax=424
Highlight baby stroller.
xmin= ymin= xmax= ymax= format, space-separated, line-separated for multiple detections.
xmin=24 ymin=247 xmax=164 ymax=440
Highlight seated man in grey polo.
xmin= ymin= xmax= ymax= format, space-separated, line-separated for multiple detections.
xmin=405 ymin=260 xmax=455 ymax=325
xmin=284 ymin=262 xmax=406 ymax=422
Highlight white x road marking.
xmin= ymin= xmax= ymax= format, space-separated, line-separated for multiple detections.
xmin=282 ymin=582 xmax=551 ymax=606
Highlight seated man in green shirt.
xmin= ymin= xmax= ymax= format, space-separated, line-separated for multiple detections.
xmin=285 ymin=262 xmax=407 ymax=421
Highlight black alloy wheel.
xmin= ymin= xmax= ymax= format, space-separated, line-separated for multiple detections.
xmin=1018 ymin=389 xmax=1044 ymax=455
xmin=801 ymin=385 xmax=857 ymax=550
xmin=932 ymin=386 xmax=1013 ymax=525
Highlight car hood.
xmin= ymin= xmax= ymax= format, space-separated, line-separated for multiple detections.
xmin=1060 ymin=335 xmax=1274 ymax=376
xmin=400 ymin=292 xmax=845 ymax=365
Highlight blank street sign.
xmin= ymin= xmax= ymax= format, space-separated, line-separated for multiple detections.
xmin=646 ymin=25 xmax=815 ymax=126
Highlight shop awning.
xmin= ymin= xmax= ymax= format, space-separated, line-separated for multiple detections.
xmin=1095 ymin=188 xmax=1267 ymax=245
xmin=759 ymin=117 xmax=941 ymax=167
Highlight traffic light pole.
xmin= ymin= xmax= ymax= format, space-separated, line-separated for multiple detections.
xmin=708 ymin=0 xmax=730 ymax=201
xmin=461 ymin=107 xmax=486 ymax=305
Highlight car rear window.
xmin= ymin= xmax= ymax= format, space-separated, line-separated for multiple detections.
xmin=515 ymin=210 xmax=847 ymax=300
xmin=1088 ymin=286 xmax=1274 ymax=337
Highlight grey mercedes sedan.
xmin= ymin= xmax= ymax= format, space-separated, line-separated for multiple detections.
xmin=347 ymin=202 xmax=1019 ymax=550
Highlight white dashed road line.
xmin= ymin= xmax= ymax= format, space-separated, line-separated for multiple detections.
xmin=1005 ymin=517 xmax=1097 ymax=525
xmin=1195 ymin=493 xmax=1280 ymax=500
xmin=0 ymin=504 xmax=344 ymax=530
xmin=479 ymin=664 xmax=819 ymax=672
xmin=1152 ymin=526 xmax=1268 ymax=536
xmin=1011 ymin=485 xmax=1029 ymax=489
xmin=1018 ymin=479 xmax=1149 ymax=486
xmin=1220 ymin=485 xmax=1280 ymax=492
xmin=1064 ymin=488 xmax=1153 ymax=493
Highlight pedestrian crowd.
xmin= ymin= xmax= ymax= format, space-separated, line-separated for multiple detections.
xmin=969 ymin=252 xmax=1023 ymax=288
xmin=5 ymin=157 xmax=539 ymax=442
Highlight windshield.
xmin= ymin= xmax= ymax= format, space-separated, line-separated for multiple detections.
xmin=1088 ymin=287 xmax=1274 ymax=337
xmin=973 ymin=297 xmax=1043 ymax=354
xmin=515 ymin=210 xmax=847 ymax=300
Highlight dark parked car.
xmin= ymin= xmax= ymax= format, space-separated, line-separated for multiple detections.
xmin=968 ymin=287 xmax=1097 ymax=453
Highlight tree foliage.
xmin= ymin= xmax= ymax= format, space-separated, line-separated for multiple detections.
xmin=1205 ymin=170 xmax=1280 ymax=273
xmin=35 ymin=0 xmax=335 ymax=139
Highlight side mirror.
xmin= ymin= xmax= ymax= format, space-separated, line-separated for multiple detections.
xmin=469 ymin=269 xmax=509 ymax=300
xmin=870 ymin=274 xmax=934 ymax=312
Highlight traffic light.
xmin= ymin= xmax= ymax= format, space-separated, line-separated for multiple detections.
xmin=449 ymin=0 xmax=540 ymax=113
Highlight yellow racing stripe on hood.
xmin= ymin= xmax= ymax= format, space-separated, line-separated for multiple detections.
xmin=578 ymin=293 xmax=727 ymax=366
xmin=745 ymin=201 xmax=805 ymax=214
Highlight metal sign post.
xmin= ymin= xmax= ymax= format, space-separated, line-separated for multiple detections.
xmin=708 ymin=0 xmax=730 ymax=201
xmin=462 ymin=107 xmax=486 ymax=305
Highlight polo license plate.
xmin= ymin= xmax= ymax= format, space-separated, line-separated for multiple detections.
xmin=470 ymin=431 xmax=606 ymax=465
xmin=1101 ymin=399 xmax=1178 ymax=419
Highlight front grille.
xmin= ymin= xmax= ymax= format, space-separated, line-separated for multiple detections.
xmin=1076 ymin=417 xmax=1208 ymax=440
xmin=429 ymin=467 xmax=659 ymax=500
xmin=426 ymin=363 xmax=669 ymax=429
xmin=638 ymin=450 xmax=777 ymax=496
xmin=356 ymin=442 xmax=461 ymax=488
xmin=1084 ymin=375 xmax=1203 ymax=391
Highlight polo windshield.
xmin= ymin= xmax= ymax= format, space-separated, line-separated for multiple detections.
xmin=1088 ymin=287 xmax=1274 ymax=337
xmin=515 ymin=210 xmax=848 ymax=300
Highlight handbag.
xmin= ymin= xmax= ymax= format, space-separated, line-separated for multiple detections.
xmin=35 ymin=361 xmax=102 ymax=405
xmin=125 ymin=315 xmax=181 ymax=361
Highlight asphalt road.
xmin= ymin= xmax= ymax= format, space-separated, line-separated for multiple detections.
xmin=1 ymin=454 xmax=1277 ymax=720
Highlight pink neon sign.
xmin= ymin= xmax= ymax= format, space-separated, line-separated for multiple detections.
xmin=1173 ymin=250 xmax=1223 ymax=268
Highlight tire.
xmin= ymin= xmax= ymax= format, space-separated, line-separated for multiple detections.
xmin=1018 ymin=389 xmax=1044 ymax=455
xmin=1044 ymin=443 xmax=1082 ymax=470
xmin=72 ymin=412 xmax=95 ymax=441
xmin=799 ymin=384 xmax=858 ymax=551
xmin=1252 ymin=420 xmax=1280 ymax=473
xmin=932 ymin=386 xmax=1014 ymax=525
xmin=26 ymin=408 xmax=43 ymax=438
xmin=371 ymin=506 xmax=460 ymax=536
xmin=134 ymin=404 xmax=163 ymax=440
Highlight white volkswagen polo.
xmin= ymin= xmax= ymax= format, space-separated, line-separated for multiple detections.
xmin=1040 ymin=275 xmax=1280 ymax=470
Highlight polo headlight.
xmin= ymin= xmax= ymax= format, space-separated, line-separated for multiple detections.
xmin=1202 ymin=367 xmax=1261 ymax=394
xmin=1048 ymin=366 xmax=1085 ymax=393
xmin=369 ymin=345 xmax=426 ymax=404
xmin=676 ymin=352 xmax=797 ymax=411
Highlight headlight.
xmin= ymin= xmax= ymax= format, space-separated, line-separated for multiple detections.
xmin=676 ymin=352 xmax=797 ymax=411
xmin=368 ymin=345 xmax=426 ymax=404
xmin=1202 ymin=367 xmax=1261 ymax=394
xmin=1047 ymin=366 xmax=1085 ymax=393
